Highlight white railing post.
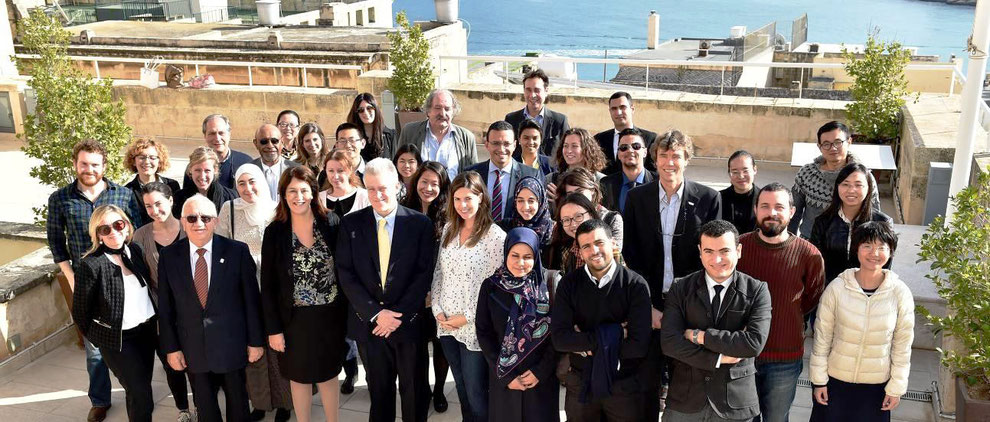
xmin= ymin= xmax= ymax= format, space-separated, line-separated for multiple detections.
xmin=799 ymin=67 xmax=805 ymax=99
xmin=93 ymin=60 xmax=100 ymax=79
xmin=720 ymin=66 xmax=725 ymax=96
xmin=195 ymin=64 xmax=200 ymax=76
xmin=248 ymin=65 xmax=253 ymax=86
xmin=302 ymin=66 xmax=308 ymax=88
xmin=949 ymin=70 xmax=956 ymax=96
xmin=503 ymin=61 xmax=508 ymax=87
xmin=645 ymin=65 xmax=650 ymax=91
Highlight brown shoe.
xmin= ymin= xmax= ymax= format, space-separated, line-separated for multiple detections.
xmin=87 ymin=405 xmax=110 ymax=422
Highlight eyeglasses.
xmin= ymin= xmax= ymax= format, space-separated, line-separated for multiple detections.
xmin=561 ymin=211 xmax=590 ymax=227
xmin=729 ymin=169 xmax=753 ymax=178
xmin=184 ymin=215 xmax=215 ymax=224
xmin=618 ymin=143 xmax=644 ymax=152
xmin=819 ymin=139 xmax=847 ymax=150
xmin=336 ymin=138 xmax=363 ymax=145
xmin=277 ymin=122 xmax=299 ymax=130
xmin=357 ymin=106 xmax=375 ymax=114
xmin=135 ymin=155 xmax=160 ymax=162
xmin=258 ymin=137 xmax=280 ymax=146
xmin=96 ymin=219 xmax=128 ymax=236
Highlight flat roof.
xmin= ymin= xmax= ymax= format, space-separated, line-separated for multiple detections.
xmin=66 ymin=20 xmax=390 ymax=44
xmin=623 ymin=38 xmax=737 ymax=61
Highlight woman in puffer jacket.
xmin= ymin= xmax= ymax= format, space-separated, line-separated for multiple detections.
xmin=810 ymin=221 xmax=914 ymax=421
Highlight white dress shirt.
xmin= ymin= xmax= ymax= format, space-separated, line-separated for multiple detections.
xmin=659 ymin=182 xmax=685 ymax=293
xmin=260 ymin=158 xmax=289 ymax=202
xmin=704 ymin=271 xmax=734 ymax=368
xmin=584 ymin=259 xmax=618 ymax=289
xmin=189 ymin=238 xmax=213 ymax=287
xmin=111 ymin=249 xmax=155 ymax=330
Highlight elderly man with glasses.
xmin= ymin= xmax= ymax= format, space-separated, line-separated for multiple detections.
xmin=251 ymin=123 xmax=301 ymax=202
xmin=788 ymin=121 xmax=880 ymax=239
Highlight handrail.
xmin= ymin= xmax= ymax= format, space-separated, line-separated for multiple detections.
xmin=439 ymin=54 xmax=958 ymax=70
xmin=13 ymin=53 xmax=364 ymax=71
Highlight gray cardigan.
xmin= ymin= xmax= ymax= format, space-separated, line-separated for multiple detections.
xmin=131 ymin=222 xmax=186 ymax=289
xmin=397 ymin=119 xmax=478 ymax=174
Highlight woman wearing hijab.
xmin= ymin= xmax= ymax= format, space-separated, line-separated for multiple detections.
xmin=72 ymin=205 xmax=157 ymax=421
xmin=216 ymin=164 xmax=291 ymax=421
xmin=498 ymin=176 xmax=554 ymax=249
xmin=475 ymin=227 xmax=560 ymax=422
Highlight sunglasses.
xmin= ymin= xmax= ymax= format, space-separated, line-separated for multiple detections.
xmin=618 ymin=143 xmax=645 ymax=152
xmin=97 ymin=219 xmax=128 ymax=237
xmin=357 ymin=105 xmax=375 ymax=114
xmin=184 ymin=215 xmax=215 ymax=224
xmin=258 ymin=137 xmax=280 ymax=146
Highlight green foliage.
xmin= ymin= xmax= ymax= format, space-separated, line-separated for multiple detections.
xmin=917 ymin=168 xmax=990 ymax=391
xmin=16 ymin=10 xmax=131 ymax=223
xmin=842 ymin=29 xmax=917 ymax=142
xmin=387 ymin=11 xmax=434 ymax=111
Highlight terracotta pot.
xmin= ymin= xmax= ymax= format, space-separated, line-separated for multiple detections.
xmin=956 ymin=377 xmax=990 ymax=422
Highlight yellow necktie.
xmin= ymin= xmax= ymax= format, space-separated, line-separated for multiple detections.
xmin=378 ymin=218 xmax=390 ymax=289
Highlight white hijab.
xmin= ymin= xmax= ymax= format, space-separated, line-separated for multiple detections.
xmin=233 ymin=164 xmax=277 ymax=228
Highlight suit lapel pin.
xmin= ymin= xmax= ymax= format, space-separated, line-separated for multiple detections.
xmin=220 ymin=258 xmax=225 ymax=264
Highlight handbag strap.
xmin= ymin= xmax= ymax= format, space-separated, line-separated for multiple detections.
xmin=229 ymin=202 xmax=235 ymax=238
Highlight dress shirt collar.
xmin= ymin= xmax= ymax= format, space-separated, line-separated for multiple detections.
xmin=426 ymin=121 xmax=455 ymax=143
xmin=356 ymin=158 xmax=367 ymax=175
xmin=260 ymin=157 xmax=284 ymax=172
xmin=488 ymin=160 xmax=513 ymax=175
xmin=704 ymin=271 xmax=734 ymax=299
xmin=373 ymin=205 xmax=398 ymax=227
xmin=660 ymin=180 xmax=686 ymax=204
xmin=189 ymin=238 xmax=214 ymax=258
xmin=523 ymin=105 xmax=546 ymax=121
xmin=584 ymin=259 xmax=618 ymax=289
xmin=621 ymin=168 xmax=647 ymax=185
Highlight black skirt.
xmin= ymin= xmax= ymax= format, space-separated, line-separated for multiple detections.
xmin=810 ymin=377 xmax=890 ymax=422
xmin=278 ymin=302 xmax=348 ymax=384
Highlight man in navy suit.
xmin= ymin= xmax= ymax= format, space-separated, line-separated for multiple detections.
xmin=464 ymin=121 xmax=545 ymax=222
xmin=337 ymin=158 xmax=437 ymax=422
xmin=504 ymin=68 xmax=570 ymax=156
xmin=158 ymin=194 xmax=264 ymax=422
xmin=595 ymin=92 xmax=659 ymax=175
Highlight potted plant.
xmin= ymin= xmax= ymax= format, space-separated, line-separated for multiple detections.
xmin=917 ymin=168 xmax=990 ymax=421
xmin=842 ymin=29 xmax=917 ymax=144
xmin=387 ymin=11 xmax=435 ymax=133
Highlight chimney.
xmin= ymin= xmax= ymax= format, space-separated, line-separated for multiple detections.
xmin=647 ymin=11 xmax=660 ymax=49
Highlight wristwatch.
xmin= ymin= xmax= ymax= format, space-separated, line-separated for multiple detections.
xmin=691 ymin=329 xmax=700 ymax=344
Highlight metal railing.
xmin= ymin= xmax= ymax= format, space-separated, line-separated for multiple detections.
xmin=439 ymin=54 xmax=962 ymax=98
xmin=14 ymin=54 xmax=364 ymax=88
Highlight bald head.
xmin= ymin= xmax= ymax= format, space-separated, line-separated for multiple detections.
xmin=254 ymin=123 xmax=283 ymax=165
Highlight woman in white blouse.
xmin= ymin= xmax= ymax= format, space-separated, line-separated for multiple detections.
xmin=319 ymin=149 xmax=371 ymax=220
xmin=432 ymin=171 xmax=507 ymax=422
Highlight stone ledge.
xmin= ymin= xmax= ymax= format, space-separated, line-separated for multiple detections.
xmin=0 ymin=247 xmax=56 ymax=304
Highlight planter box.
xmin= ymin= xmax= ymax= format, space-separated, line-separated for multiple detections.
xmin=956 ymin=377 xmax=990 ymax=422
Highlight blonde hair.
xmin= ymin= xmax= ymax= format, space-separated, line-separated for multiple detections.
xmin=85 ymin=205 xmax=134 ymax=257
xmin=124 ymin=137 xmax=172 ymax=173
xmin=323 ymin=149 xmax=364 ymax=192
xmin=187 ymin=146 xmax=220 ymax=175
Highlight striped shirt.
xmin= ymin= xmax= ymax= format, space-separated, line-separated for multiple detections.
xmin=47 ymin=179 xmax=143 ymax=265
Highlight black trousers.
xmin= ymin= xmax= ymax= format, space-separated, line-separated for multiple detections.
xmin=562 ymin=368 xmax=643 ymax=422
xmin=100 ymin=319 xmax=157 ymax=422
xmin=188 ymin=367 xmax=250 ymax=422
xmin=357 ymin=335 xmax=430 ymax=422
xmin=640 ymin=330 xmax=665 ymax=422
xmin=154 ymin=341 xmax=191 ymax=410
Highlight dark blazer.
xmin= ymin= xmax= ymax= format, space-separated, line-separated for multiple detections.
xmin=510 ymin=152 xmax=555 ymax=176
xmin=260 ymin=214 xmax=341 ymax=335
xmin=361 ymin=126 xmax=397 ymax=162
xmin=171 ymin=182 xmax=237 ymax=218
xmin=505 ymin=107 xmax=570 ymax=156
xmin=182 ymin=149 xmax=253 ymax=191
xmin=396 ymin=120 xmax=478 ymax=174
xmin=594 ymin=127 xmax=658 ymax=175
xmin=72 ymin=244 xmax=155 ymax=352
xmin=622 ymin=180 xmax=721 ymax=310
xmin=336 ymin=205 xmax=437 ymax=342
xmin=157 ymin=235 xmax=264 ymax=374
xmin=660 ymin=270 xmax=772 ymax=420
xmin=249 ymin=157 xmax=301 ymax=174
xmin=600 ymin=169 xmax=657 ymax=211
xmin=125 ymin=175 xmax=180 ymax=227
xmin=810 ymin=209 xmax=893 ymax=283
xmin=464 ymin=159 xmax=545 ymax=221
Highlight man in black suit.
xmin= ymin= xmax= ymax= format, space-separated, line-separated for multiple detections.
xmin=622 ymin=129 xmax=721 ymax=421
xmin=601 ymin=127 xmax=656 ymax=212
xmin=595 ymin=92 xmax=658 ymax=174
xmin=158 ymin=194 xmax=265 ymax=422
xmin=660 ymin=220 xmax=772 ymax=421
xmin=336 ymin=158 xmax=436 ymax=422
xmin=504 ymin=68 xmax=570 ymax=156
xmin=464 ymin=121 xmax=545 ymax=222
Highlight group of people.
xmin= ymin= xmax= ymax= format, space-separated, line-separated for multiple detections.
xmin=48 ymin=68 xmax=915 ymax=422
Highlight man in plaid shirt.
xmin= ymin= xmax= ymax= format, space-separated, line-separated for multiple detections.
xmin=46 ymin=139 xmax=143 ymax=422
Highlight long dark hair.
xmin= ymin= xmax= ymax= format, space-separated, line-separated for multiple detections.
xmin=820 ymin=162 xmax=876 ymax=226
xmin=402 ymin=161 xmax=450 ymax=239
xmin=274 ymin=166 xmax=328 ymax=222
xmin=347 ymin=92 xmax=385 ymax=158
xmin=392 ymin=143 xmax=423 ymax=183
xmin=442 ymin=172 xmax=495 ymax=248
xmin=295 ymin=122 xmax=328 ymax=169
xmin=551 ymin=192 xmax=601 ymax=245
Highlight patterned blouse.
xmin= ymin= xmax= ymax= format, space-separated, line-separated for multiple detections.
xmin=431 ymin=223 xmax=507 ymax=351
xmin=291 ymin=230 xmax=338 ymax=307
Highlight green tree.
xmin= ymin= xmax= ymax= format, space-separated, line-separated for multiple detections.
xmin=918 ymin=168 xmax=990 ymax=398
xmin=17 ymin=9 xmax=131 ymax=223
xmin=387 ymin=11 xmax=434 ymax=111
xmin=842 ymin=29 xmax=916 ymax=142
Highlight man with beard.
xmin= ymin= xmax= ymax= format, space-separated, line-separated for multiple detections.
xmin=251 ymin=123 xmax=300 ymax=202
xmin=46 ymin=139 xmax=144 ymax=421
xmin=736 ymin=183 xmax=825 ymax=422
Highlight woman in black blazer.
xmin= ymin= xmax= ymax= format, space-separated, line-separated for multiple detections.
xmin=260 ymin=166 xmax=347 ymax=422
xmin=72 ymin=205 xmax=157 ymax=422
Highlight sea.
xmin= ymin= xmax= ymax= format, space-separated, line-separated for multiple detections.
xmin=392 ymin=0 xmax=978 ymax=80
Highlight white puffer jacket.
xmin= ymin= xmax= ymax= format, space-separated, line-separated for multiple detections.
xmin=809 ymin=268 xmax=915 ymax=397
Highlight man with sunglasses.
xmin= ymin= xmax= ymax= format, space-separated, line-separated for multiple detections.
xmin=47 ymin=139 xmax=144 ymax=422
xmin=601 ymin=127 xmax=656 ymax=212
xmin=595 ymin=92 xmax=658 ymax=175
xmin=158 ymin=194 xmax=265 ymax=422
xmin=788 ymin=121 xmax=880 ymax=238
xmin=251 ymin=123 xmax=300 ymax=202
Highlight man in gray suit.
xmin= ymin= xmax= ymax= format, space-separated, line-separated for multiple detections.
xmin=397 ymin=89 xmax=478 ymax=179
xmin=250 ymin=123 xmax=300 ymax=202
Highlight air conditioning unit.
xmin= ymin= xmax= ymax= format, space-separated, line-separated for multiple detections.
xmin=698 ymin=40 xmax=711 ymax=57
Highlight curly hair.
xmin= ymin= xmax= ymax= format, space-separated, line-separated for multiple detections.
xmin=553 ymin=127 xmax=607 ymax=173
xmin=124 ymin=137 xmax=171 ymax=174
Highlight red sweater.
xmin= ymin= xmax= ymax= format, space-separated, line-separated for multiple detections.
xmin=737 ymin=231 xmax=825 ymax=362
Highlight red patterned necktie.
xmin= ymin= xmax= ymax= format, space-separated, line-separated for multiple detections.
xmin=194 ymin=248 xmax=209 ymax=308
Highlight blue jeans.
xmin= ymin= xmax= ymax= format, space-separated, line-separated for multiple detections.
xmin=753 ymin=360 xmax=803 ymax=422
xmin=439 ymin=336 xmax=488 ymax=422
xmin=85 ymin=339 xmax=113 ymax=407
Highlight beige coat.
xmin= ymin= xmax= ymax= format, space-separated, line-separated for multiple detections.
xmin=810 ymin=268 xmax=915 ymax=397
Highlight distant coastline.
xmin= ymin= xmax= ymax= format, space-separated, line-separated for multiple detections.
xmin=920 ymin=0 xmax=975 ymax=5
